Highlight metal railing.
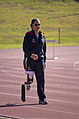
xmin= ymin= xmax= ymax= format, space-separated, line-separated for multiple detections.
xmin=26 ymin=27 xmax=79 ymax=44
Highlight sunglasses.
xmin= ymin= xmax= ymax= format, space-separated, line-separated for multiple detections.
xmin=34 ymin=24 xmax=40 ymax=26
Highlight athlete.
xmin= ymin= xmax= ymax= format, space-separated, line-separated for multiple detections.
xmin=23 ymin=18 xmax=47 ymax=105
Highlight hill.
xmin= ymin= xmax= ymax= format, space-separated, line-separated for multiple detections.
xmin=0 ymin=0 xmax=79 ymax=49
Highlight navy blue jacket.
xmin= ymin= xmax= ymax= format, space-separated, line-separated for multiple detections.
xmin=23 ymin=30 xmax=46 ymax=62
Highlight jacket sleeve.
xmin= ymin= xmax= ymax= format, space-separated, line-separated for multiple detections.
xmin=23 ymin=33 xmax=32 ymax=58
xmin=43 ymin=38 xmax=46 ymax=62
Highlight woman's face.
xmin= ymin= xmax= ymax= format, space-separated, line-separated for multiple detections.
xmin=32 ymin=20 xmax=40 ymax=33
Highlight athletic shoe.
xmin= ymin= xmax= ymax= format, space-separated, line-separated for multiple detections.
xmin=39 ymin=99 xmax=48 ymax=105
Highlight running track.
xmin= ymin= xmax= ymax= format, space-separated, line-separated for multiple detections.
xmin=0 ymin=46 xmax=79 ymax=119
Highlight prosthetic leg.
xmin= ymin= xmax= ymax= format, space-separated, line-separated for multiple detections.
xmin=21 ymin=71 xmax=34 ymax=102
xmin=25 ymin=71 xmax=34 ymax=90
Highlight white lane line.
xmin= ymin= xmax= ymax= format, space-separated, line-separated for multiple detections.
xmin=24 ymin=106 xmax=79 ymax=116
xmin=1 ymin=67 xmax=79 ymax=80
xmin=0 ymin=92 xmax=79 ymax=105
xmin=46 ymin=89 xmax=79 ymax=96
xmin=49 ymin=67 xmax=79 ymax=71
xmin=1 ymin=75 xmax=79 ymax=88
xmin=0 ymin=65 xmax=26 ymax=79
xmin=0 ymin=70 xmax=25 ymax=79
xmin=0 ymin=83 xmax=79 ymax=96
xmin=1 ymin=61 xmax=79 ymax=80
xmin=0 ymin=92 xmax=79 ymax=117
xmin=51 ymin=74 xmax=79 ymax=79
xmin=0 ymin=79 xmax=24 ymax=84
xmin=47 ymin=84 xmax=79 ymax=90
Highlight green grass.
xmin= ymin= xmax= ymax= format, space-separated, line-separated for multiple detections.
xmin=0 ymin=0 xmax=79 ymax=49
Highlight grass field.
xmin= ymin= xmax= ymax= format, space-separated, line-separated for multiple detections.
xmin=0 ymin=118 xmax=7 ymax=119
xmin=0 ymin=0 xmax=79 ymax=49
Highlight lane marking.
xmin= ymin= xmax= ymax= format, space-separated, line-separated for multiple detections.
xmin=1 ymin=67 xmax=79 ymax=80
xmin=1 ymin=60 xmax=79 ymax=81
xmin=0 ymin=95 xmax=79 ymax=117
xmin=0 ymin=83 xmax=79 ymax=96
xmin=51 ymin=74 xmax=79 ymax=79
xmin=0 ymin=92 xmax=79 ymax=105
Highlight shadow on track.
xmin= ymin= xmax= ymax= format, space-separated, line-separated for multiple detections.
xmin=0 ymin=103 xmax=39 ymax=108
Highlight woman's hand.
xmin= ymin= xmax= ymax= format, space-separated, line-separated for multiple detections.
xmin=31 ymin=54 xmax=38 ymax=60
